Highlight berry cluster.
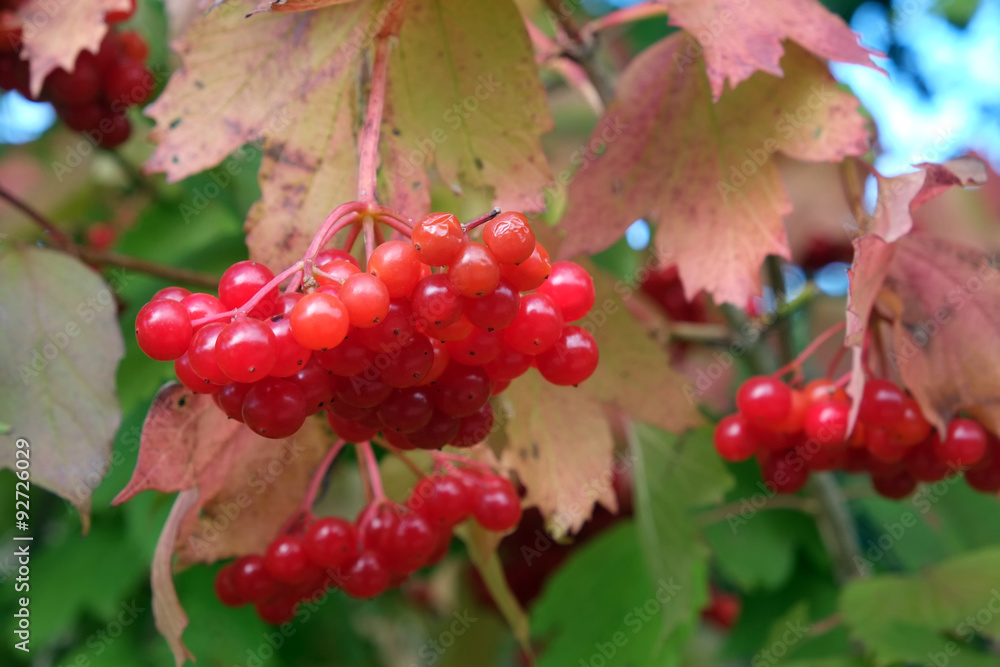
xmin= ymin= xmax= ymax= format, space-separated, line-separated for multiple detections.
xmin=134 ymin=209 xmax=598 ymax=448
xmin=713 ymin=375 xmax=1000 ymax=499
xmin=214 ymin=468 xmax=521 ymax=623
xmin=0 ymin=0 xmax=152 ymax=147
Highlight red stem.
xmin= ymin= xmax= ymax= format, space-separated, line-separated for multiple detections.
xmin=462 ymin=207 xmax=502 ymax=233
xmin=373 ymin=222 xmax=386 ymax=246
xmin=431 ymin=451 xmax=495 ymax=473
xmin=279 ymin=439 xmax=347 ymax=533
xmin=363 ymin=217 xmax=377 ymax=265
xmin=341 ymin=224 xmax=362 ymax=254
xmin=357 ymin=35 xmax=393 ymax=204
xmin=372 ymin=437 xmax=426 ymax=478
xmin=359 ymin=441 xmax=386 ymax=501
xmin=375 ymin=212 xmax=413 ymax=238
xmin=772 ymin=321 xmax=847 ymax=379
xmin=191 ymin=261 xmax=303 ymax=327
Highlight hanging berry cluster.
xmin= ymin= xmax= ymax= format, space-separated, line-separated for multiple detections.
xmin=214 ymin=458 xmax=521 ymax=624
xmin=713 ymin=374 xmax=1000 ymax=499
xmin=0 ymin=0 xmax=153 ymax=147
xmin=133 ymin=207 xmax=598 ymax=448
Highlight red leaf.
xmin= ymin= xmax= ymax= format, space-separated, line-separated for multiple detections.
xmin=559 ymin=37 xmax=870 ymax=306
xmin=152 ymin=489 xmax=199 ymax=667
xmin=659 ymin=0 xmax=882 ymax=99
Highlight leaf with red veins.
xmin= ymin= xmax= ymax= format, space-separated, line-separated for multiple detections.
xmin=18 ymin=0 xmax=130 ymax=95
xmin=658 ymin=0 xmax=882 ymax=100
xmin=880 ymin=234 xmax=1000 ymax=435
xmin=382 ymin=0 xmax=553 ymax=214
xmin=174 ymin=415 xmax=328 ymax=565
xmin=113 ymin=385 xmax=243 ymax=505
xmin=152 ymin=488 xmax=199 ymax=667
xmin=864 ymin=157 xmax=988 ymax=242
xmin=144 ymin=0 xmax=375 ymax=182
xmin=559 ymin=37 xmax=870 ymax=306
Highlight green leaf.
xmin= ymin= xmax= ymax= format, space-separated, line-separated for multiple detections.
xmin=383 ymin=0 xmax=553 ymax=213
xmin=532 ymin=522 xmax=689 ymax=667
xmin=841 ymin=547 xmax=1000 ymax=665
xmin=0 ymin=245 xmax=124 ymax=529
xmin=632 ymin=424 xmax=734 ymax=643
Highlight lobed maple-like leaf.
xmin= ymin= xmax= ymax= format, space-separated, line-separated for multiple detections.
xmin=559 ymin=38 xmax=870 ymax=306
xmin=502 ymin=372 xmax=618 ymax=539
xmin=381 ymin=0 xmax=553 ymax=214
xmin=152 ymin=489 xmax=199 ymax=667
xmin=657 ymin=0 xmax=881 ymax=100
xmin=0 ymin=246 xmax=124 ymax=532
xmin=17 ymin=0 xmax=130 ymax=95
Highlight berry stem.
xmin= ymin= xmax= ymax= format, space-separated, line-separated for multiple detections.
xmin=190 ymin=260 xmax=305 ymax=328
xmin=462 ymin=207 xmax=502 ymax=233
xmin=0 ymin=184 xmax=219 ymax=288
xmin=374 ymin=211 xmax=413 ymax=238
xmin=373 ymin=221 xmax=386 ymax=246
xmin=431 ymin=451 xmax=495 ymax=473
xmin=359 ymin=441 xmax=387 ymax=501
xmin=372 ymin=436 xmax=426 ymax=478
xmin=772 ymin=321 xmax=847 ymax=380
xmin=341 ymin=222 xmax=362 ymax=254
xmin=580 ymin=1 xmax=668 ymax=36
xmin=278 ymin=439 xmax=347 ymax=534
xmin=357 ymin=34 xmax=393 ymax=205
xmin=363 ymin=216 xmax=377 ymax=264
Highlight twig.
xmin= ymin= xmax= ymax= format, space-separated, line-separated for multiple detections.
xmin=0 ymin=185 xmax=219 ymax=288
xmin=809 ymin=473 xmax=866 ymax=582
xmin=766 ymin=256 xmax=797 ymax=364
xmin=540 ymin=0 xmax=615 ymax=105
xmin=278 ymin=439 xmax=347 ymax=534
xmin=772 ymin=321 xmax=847 ymax=380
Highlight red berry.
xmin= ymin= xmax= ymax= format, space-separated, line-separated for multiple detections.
xmin=407 ymin=475 xmax=471 ymax=526
xmin=534 ymin=325 xmax=599 ymax=385
xmin=407 ymin=410 xmax=462 ymax=449
xmin=471 ymin=475 xmax=522 ymax=531
xmin=537 ymin=261 xmax=595 ymax=322
xmin=340 ymin=273 xmax=390 ymax=328
xmin=448 ymin=242 xmax=500 ymax=298
xmin=384 ymin=512 xmax=439 ymax=574
xmin=760 ymin=452 xmax=809 ymax=494
xmin=503 ymin=293 xmax=564 ymax=356
xmin=411 ymin=212 xmax=464 ymax=266
xmin=369 ymin=241 xmax=422 ymax=298
xmin=432 ymin=363 xmax=493 ymax=418
xmin=290 ymin=292 xmax=349 ymax=350
xmin=315 ymin=248 xmax=360 ymax=268
xmin=218 ymin=261 xmax=277 ymax=318
xmin=46 ymin=55 xmax=101 ymax=106
xmin=736 ymin=376 xmax=792 ymax=423
xmin=713 ymin=414 xmax=758 ymax=462
xmin=267 ymin=314 xmax=312 ymax=377
xmin=451 ymin=403 xmax=494 ymax=448
xmin=305 ymin=517 xmax=357 ymax=570
xmin=462 ymin=278 xmax=520 ymax=331
xmin=803 ymin=401 xmax=849 ymax=446
xmin=483 ymin=212 xmax=536 ymax=264
xmin=105 ymin=0 xmax=137 ymax=24
xmin=135 ymin=299 xmax=193 ymax=360
xmin=859 ymin=379 xmax=906 ymax=428
xmin=173 ymin=353 xmax=220 ymax=394
xmin=326 ymin=410 xmax=380 ymax=442
xmin=216 ymin=318 xmax=277 ymax=382
xmin=500 ymin=243 xmax=551 ymax=291
xmin=377 ymin=387 xmax=434 ymax=433
xmin=340 ymin=551 xmax=390 ymax=598
xmin=214 ymin=563 xmax=244 ymax=607
xmin=872 ymin=469 xmax=918 ymax=499
xmin=95 ymin=111 xmax=132 ymax=148
xmin=265 ymin=534 xmax=316 ymax=585
xmin=188 ymin=322 xmax=231 ymax=385
xmin=315 ymin=333 xmax=372 ymax=376
xmin=118 ymin=30 xmax=149 ymax=62
xmin=230 ymin=555 xmax=279 ymax=603
xmin=152 ymin=286 xmax=191 ymax=302
xmin=483 ymin=345 xmax=532 ymax=381
xmin=906 ymin=439 xmax=954 ymax=482
xmin=217 ymin=382 xmax=252 ymax=422
xmin=446 ymin=327 xmax=502 ymax=366
xmin=411 ymin=274 xmax=463 ymax=330
xmin=933 ymin=419 xmax=988 ymax=467
xmin=57 ymin=102 xmax=104 ymax=132
xmin=242 ymin=377 xmax=307 ymax=439
xmin=891 ymin=397 xmax=932 ymax=447
xmin=181 ymin=292 xmax=225 ymax=324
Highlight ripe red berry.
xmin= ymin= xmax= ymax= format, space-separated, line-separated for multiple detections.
xmin=534 ymin=325 xmax=599 ymax=386
xmin=736 ymin=376 xmax=792 ymax=423
xmin=406 ymin=410 xmax=462 ymax=449
xmin=340 ymin=551 xmax=390 ymax=599
xmin=448 ymin=242 xmax=500 ymax=298
xmin=214 ymin=563 xmax=244 ymax=607
xmin=933 ymin=418 xmax=988 ymax=467
xmin=118 ymin=30 xmax=149 ymax=61
xmin=891 ymin=397 xmax=932 ymax=447
xmin=174 ymin=353 xmax=220 ymax=394
xmin=188 ymin=322 xmax=232 ymax=385
xmin=432 ymin=363 xmax=493 ymax=418
xmin=216 ymin=318 xmax=277 ymax=382
xmin=446 ymin=327 xmax=502 ymax=366
xmin=471 ymin=475 xmax=522 ymax=531
xmin=135 ymin=299 xmax=193 ymax=361
xmin=411 ymin=212 xmax=464 ymax=266
xmin=872 ymin=469 xmax=917 ymax=499
xmin=230 ymin=555 xmax=279 ymax=603
xmin=462 ymin=278 xmax=520 ymax=331
xmin=105 ymin=0 xmax=137 ymax=24
xmin=483 ymin=345 xmax=532 ymax=382
xmin=713 ymin=414 xmax=758 ymax=462
xmin=218 ymin=261 xmax=277 ymax=318
xmin=315 ymin=333 xmax=372 ymax=376
xmin=803 ymin=401 xmax=849 ymax=446
xmin=326 ymin=410 xmax=380 ymax=442
xmin=760 ymin=452 xmax=809 ymax=494
xmin=181 ymin=292 xmax=225 ymax=324
xmin=305 ymin=517 xmax=356 ymax=570
xmin=407 ymin=475 xmax=472 ymax=526
xmin=315 ymin=248 xmax=360 ymax=268
xmin=156 ymin=286 xmax=193 ymax=304
xmin=537 ymin=261 xmax=595 ymax=321
xmin=500 ymin=243 xmax=551 ymax=291
xmin=377 ymin=387 xmax=434 ymax=433
xmin=315 ymin=259 xmax=360 ymax=285
xmin=451 ymin=403 xmax=494 ymax=448
xmin=95 ymin=111 xmax=132 ymax=148
xmin=503 ymin=293 xmax=564 ymax=356
xmin=340 ymin=273 xmax=390 ymax=328
xmin=411 ymin=274 xmax=463 ymax=330
xmin=858 ymin=379 xmax=906 ymax=428
xmin=383 ymin=512 xmax=439 ymax=574
xmin=242 ymin=377 xmax=307 ymax=439
xmin=267 ymin=314 xmax=312 ymax=377
xmin=290 ymin=292 xmax=349 ymax=350
xmin=265 ymin=535 xmax=315 ymax=585
xmin=46 ymin=56 xmax=101 ymax=106
xmin=217 ymin=382 xmax=252 ymax=422
xmin=255 ymin=598 xmax=298 ymax=626
xmin=482 ymin=211 xmax=536 ymax=264
xmin=369 ymin=241 xmax=422 ymax=298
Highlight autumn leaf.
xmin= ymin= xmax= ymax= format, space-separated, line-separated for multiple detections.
xmin=248 ymin=0 xmax=359 ymax=14
xmin=657 ymin=0 xmax=881 ymax=99
xmin=558 ymin=38 xmax=870 ymax=306
xmin=0 ymin=246 xmax=124 ymax=532
xmin=17 ymin=0 xmax=130 ymax=95
xmin=381 ymin=0 xmax=553 ymax=213
xmin=152 ymin=489 xmax=199 ymax=667
xmin=502 ymin=372 xmax=617 ymax=539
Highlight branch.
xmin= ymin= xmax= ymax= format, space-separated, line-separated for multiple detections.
xmin=809 ymin=472 xmax=866 ymax=582
xmin=540 ymin=0 xmax=615 ymax=106
xmin=697 ymin=495 xmax=821 ymax=526
xmin=0 ymin=185 xmax=219 ymax=288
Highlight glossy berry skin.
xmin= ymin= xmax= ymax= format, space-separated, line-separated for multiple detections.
xmin=104 ymin=58 xmax=153 ymax=106
xmin=378 ymin=333 xmax=435 ymax=388
xmin=906 ymin=439 xmax=954 ymax=482
xmin=448 ymin=242 xmax=501 ymax=298
xmin=267 ymin=314 xmax=312 ymax=377
xmin=290 ymin=292 xmax=349 ymax=350
xmin=760 ymin=453 xmax=809 ymax=494
xmin=500 ymin=244 xmax=551 ymax=291
xmin=217 ymin=382 xmax=252 ymax=422
xmin=135 ymin=299 xmax=193 ymax=361
xmin=340 ymin=273 xmax=390 ymax=328
xmin=713 ymin=415 xmax=758 ymax=462
xmin=218 ymin=261 xmax=277 ymax=318
xmin=355 ymin=298 xmax=416 ymax=351
xmin=384 ymin=512 xmax=439 ymax=574
xmin=174 ymin=353 xmax=220 ymax=394
xmin=188 ymin=322 xmax=230 ymax=384
xmin=858 ymin=379 xmax=906 ymax=428
xmin=736 ymin=376 xmax=792 ymax=423
xmin=432 ymin=363 xmax=493 ymax=418
xmin=340 ymin=551 xmax=390 ymax=599
xmin=471 ymin=475 xmax=522 ymax=531
xmin=802 ymin=378 xmax=849 ymax=406
xmin=483 ymin=345 xmax=532 ymax=381
xmin=315 ymin=334 xmax=372 ymax=376
xmin=95 ymin=112 xmax=132 ymax=148
xmin=118 ymin=30 xmax=149 ymax=61
xmin=326 ymin=410 xmax=380 ymax=442
xmin=892 ymin=397 xmax=932 ymax=447
xmin=265 ymin=535 xmax=315 ymax=585
xmin=446 ymin=327 xmax=502 ymax=366
xmin=377 ymin=387 xmax=434 ymax=433
xmin=304 ymin=517 xmax=357 ymax=570
xmin=411 ymin=212 xmax=464 ymax=266
xmin=411 ymin=274 xmax=463 ymax=329
xmin=451 ymin=403 xmax=494 ymax=448
xmin=216 ymin=318 xmax=277 ymax=382
xmin=255 ymin=598 xmax=298 ymax=626
xmin=316 ymin=259 xmax=360 ymax=285
xmin=369 ymin=241 xmax=422 ymax=298
xmin=803 ymin=401 xmax=849 ymax=446
xmin=242 ymin=378 xmax=307 ymax=439
xmin=535 ymin=325 xmax=599 ymax=386
xmin=933 ymin=419 xmax=988 ymax=467
xmin=214 ymin=563 xmax=244 ymax=607
xmin=483 ymin=211 xmax=536 ymax=264
xmin=181 ymin=292 xmax=225 ymax=324
xmin=315 ymin=247 xmax=360 ymax=268
xmin=230 ymin=555 xmax=279 ymax=603
xmin=462 ymin=278 xmax=520 ymax=331
xmin=408 ymin=475 xmax=472 ymax=526
xmin=406 ymin=410 xmax=461 ymax=449
xmin=153 ymin=284 xmax=192 ymax=302
xmin=503 ymin=293 xmax=564 ymax=356
xmin=866 ymin=428 xmax=908 ymax=463
xmin=537 ymin=262 xmax=595 ymax=322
